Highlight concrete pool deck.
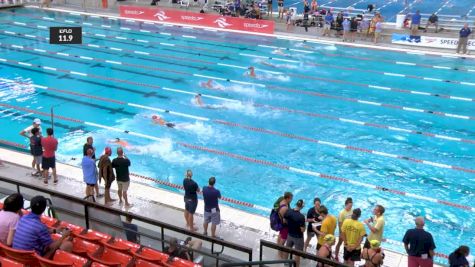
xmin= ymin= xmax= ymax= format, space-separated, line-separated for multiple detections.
xmin=0 ymin=147 xmax=447 ymax=266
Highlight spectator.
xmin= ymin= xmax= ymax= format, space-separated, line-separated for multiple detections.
xmin=98 ymin=147 xmax=117 ymax=205
xmin=310 ymin=0 xmax=317 ymax=12
xmin=267 ymin=0 xmax=272 ymax=17
xmin=303 ymin=0 xmax=310 ymax=14
xmin=304 ymin=197 xmax=322 ymax=252
xmin=112 ymin=147 xmax=132 ymax=207
xmin=350 ymin=17 xmax=358 ymax=42
xmin=403 ymin=217 xmax=436 ymax=267
xmin=13 ymin=196 xmax=72 ymax=259
xmin=202 ymin=177 xmax=221 ymax=238
xmin=284 ymin=199 xmax=305 ymax=267
xmin=317 ymin=234 xmax=336 ymax=264
xmin=277 ymin=192 xmax=293 ymax=259
xmin=341 ymin=208 xmax=366 ymax=267
xmin=364 ymin=205 xmax=385 ymax=247
xmin=82 ymin=148 xmax=98 ymax=200
xmin=82 ymin=137 xmax=102 ymax=198
xmin=165 ymin=237 xmax=203 ymax=262
xmin=235 ymin=0 xmax=241 ymax=17
xmin=456 ymin=23 xmax=472 ymax=54
xmin=335 ymin=12 xmax=344 ymax=36
xmin=374 ymin=20 xmax=382 ymax=43
xmin=322 ymin=11 xmax=333 ymax=36
xmin=449 ymin=246 xmax=470 ymax=267
xmin=303 ymin=11 xmax=309 ymax=32
xmin=122 ymin=215 xmax=140 ymax=243
xmin=314 ymin=205 xmax=337 ymax=251
xmin=29 ymin=127 xmax=42 ymax=177
xmin=277 ymin=0 xmax=284 ymax=19
xmin=335 ymin=197 xmax=353 ymax=261
xmin=0 ymin=193 xmax=24 ymax=246
xmin=362 ymin=240 xmax=384 ymax=267
xmin=183 ymin=169 xmax=200 ymax=232
xmin=286 ymin=9 xmax=294 ymax=32
xmin=424 ymin=13 xmax=438 ymax=33
xmin=368 ymin=13 xmax=383 ymax=39
xmin=411 ymin=10 xmax=421 ymax=35
xmin=20 ymin=118 xmax=42 ymax=175
xmin=342 ymin=18 xmax=350 ymax=41
xmin=360 ymin=16 xmax=370 ymax=40
xmin=41 ymin=128 xmax=58 ymax=185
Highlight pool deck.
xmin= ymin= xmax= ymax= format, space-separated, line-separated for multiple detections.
xmin=0 ymin=147 xmax=446 ymax=266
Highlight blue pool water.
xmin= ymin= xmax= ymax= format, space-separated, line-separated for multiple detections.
xmin=0 ymin=7 xmax=474 ymax=262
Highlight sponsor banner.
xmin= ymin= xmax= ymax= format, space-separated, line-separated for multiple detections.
xmin=119 ymin=5 xmax=274 ymax=34
xmin=392 ymin=33 xmax=475 ymax=50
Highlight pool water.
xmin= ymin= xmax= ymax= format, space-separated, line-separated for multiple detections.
xmin=0 ymin=7 xmax=474 ymax=262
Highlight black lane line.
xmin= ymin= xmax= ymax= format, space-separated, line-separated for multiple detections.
xmin=38 ymin=92 xmax=136 ymax=116
xmin=0 ymin=46 xmax=92 ymax=66
xmin=107 ymin=66 xmax=186 ymax=84
xmin=70 ymin=76 xmax=170 ymax=99
xmin=162 ymin=48 xmax=228 ymax=60
xmin=0 ymin=62 xmax=59 ymax=77
xmin=122 ymin=54 xmax=210 ymax=71
xmin=0 ymin=110 xmax=85 ymax=132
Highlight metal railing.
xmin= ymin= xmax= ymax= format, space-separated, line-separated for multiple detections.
xmin=0 ymin=174 xmax=253 ymax=265
xmin=221 ymin=259 xmax=296 ymax=267
xmin=259 ymin=239 xmax=349 ymax=267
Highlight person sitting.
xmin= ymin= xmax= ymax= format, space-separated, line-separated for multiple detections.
xmin=362 ymin=240 xmax=384 ymax=267
xmin=0 ymin=193 xmax=24 ymax=246
xmin=317 ymin=234 xmax=336 ymax=266
xmin=13 ymin=195 xmax=73 ymax=259
xmin=164 ymin=237 xmax=202 ymax=262
xmin=151 ymin=115 xmax=175 ymax=128
xmin=448 ymin=245 xmax=470 ymax=267
xmin=122 ymin=215 xmax=140 ymax=243
xmin=424 ymin=13 xmax=438 ymax=33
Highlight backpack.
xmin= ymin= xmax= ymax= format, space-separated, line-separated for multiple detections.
xmin=269 ymin=196 xmax=285 ymax=231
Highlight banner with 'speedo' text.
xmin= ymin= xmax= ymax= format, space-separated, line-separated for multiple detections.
xmin=119 ymin=5 xmax=275 ymax=34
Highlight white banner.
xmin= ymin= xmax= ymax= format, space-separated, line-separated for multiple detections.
xmin=392 ymin=34 xmax=475 ymax=51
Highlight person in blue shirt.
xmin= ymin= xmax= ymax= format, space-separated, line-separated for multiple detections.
xmin=202 ymin=176 xmax=221 ymax=238
xmin=342 ymin=18 xmax=350 ymax=41
xmin=411 ymin=10 xmax=421 ymax=35
xmin=457 ymin=23 xmax=472 ymax=54
xmin=323 ymin=11 xmax=333 ymax=36
xmin=82 ymin=148 xmax=98 ymax=200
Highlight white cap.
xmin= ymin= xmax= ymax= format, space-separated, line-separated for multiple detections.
xmin=33 ymin=118 xmax=41 ymax=125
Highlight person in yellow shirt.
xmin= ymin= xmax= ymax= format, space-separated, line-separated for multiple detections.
xmin=313 ymin=205 xmax=336 ymax=251
xmin=364 ymin=205 xmax=385 ymax=248
xmin=341 ymin=208 xmax=366 ymax=267
xmin=335 ymin=197 xmax=353 ymax=261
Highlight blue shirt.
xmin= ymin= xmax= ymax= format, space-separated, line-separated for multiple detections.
xmin=82 ymin=156 xmax=97 ymax=185
xmin=412 ymin=13 xmax=421 ymax=25
xmin=13 ymin=213 xmax=52 ymax=255
xmin=460 ymin=27 xmax=471 ymax=38
xmin=202 ymin=186 xmax=221 ymax=212
xmin=325 ymin=13 xmax=333 ymax=24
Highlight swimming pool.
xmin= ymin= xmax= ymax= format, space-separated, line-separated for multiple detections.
xmin=0 ymin=6 xmax=474 ymax=262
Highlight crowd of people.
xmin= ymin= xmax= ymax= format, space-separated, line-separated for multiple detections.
xmin=270 ymin=192 xmax=473 ymax=267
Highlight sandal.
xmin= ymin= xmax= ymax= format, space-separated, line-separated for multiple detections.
xmin=53 ymin=180 xmax=58 ymax=184
xmin=43 ymin=179 xmax=48 ymax=185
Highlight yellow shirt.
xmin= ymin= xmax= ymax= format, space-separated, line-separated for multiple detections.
xmin=341 ymin=219 xmax=366 ymax=246
xmin=338 ymin=208 xmax=352 ymax=225
xmin=318 ymin=215 xmax=337 ymax=245
xmin=368 ymin=215 xmax=385 ymax=241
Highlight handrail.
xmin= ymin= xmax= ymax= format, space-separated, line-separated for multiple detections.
xmin=0 ymin=173 xmax=253 ymax=264
xmin=259 ymin=239 xmax=349 ymax=267
xmin=220 ymin=259 xmax=296 ymax=267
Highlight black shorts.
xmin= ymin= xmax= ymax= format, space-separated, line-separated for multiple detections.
xmin=42 ymin=157 xmax=56 ymax=170
xmin=86 ymin=183 xmax=96 ymax=187
xmin=344 ymin=248 xmax=361 ymax=262
xmin=278 ymin=3 xmax=283 ymax=7
xmin=103 ymin=177 xmax=115 ymax=189
xmin=185 ymin=198 xmax=198 ymax=214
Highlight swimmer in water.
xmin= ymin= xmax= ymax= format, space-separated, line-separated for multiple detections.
xmin=272 ymin=49 xmax=290 ymax=57
xmin=151 ymin=115 xmax=175 ymax=128
xmin=260 ymin=60 xmax=277 ymax=68
xmin=109 ymin=138 xmax=129 ymax=148
xmin=200 ymin=79 xmax=222 ymax=90
xmin=194 ymin=93 xmax=204 ymax=107
xmin=245 ymin=66 xmax=256 ymax=78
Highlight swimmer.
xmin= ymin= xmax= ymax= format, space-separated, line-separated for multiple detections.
xmin=194 ymin=94 xmax=204 ymax=107
xmin=245 ymin=66 xmax=256 ymax=78
xmin=151 ymin=115 xmax=175 ymax=128
xmin=109 ymin=138 xmax=129 ymax=148
xmin=199 ymin=79 xmax=224 ymax=90
xmin=260 ymin=60 xmax=277 ymax=68
xmin=272 ymin=49 xmax=290 ymax=57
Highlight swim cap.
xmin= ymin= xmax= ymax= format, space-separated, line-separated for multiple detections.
xmin=152 ymin=115 xmax=157 ymax=119
xmin=370 ymin=240 xmax=381 ymax=249
xmin=324 ymin=234 xmax=335 ymax=243
xmin=33 ymin=118 xmax=41 ymax=125
xmin=104 ymin=147 xmax=112 ymax=155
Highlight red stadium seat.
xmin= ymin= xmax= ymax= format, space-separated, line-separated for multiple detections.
xmin=58 ymin=222 xmax=84 ymax=235
xmin=74 ymin=230 xmax=111 ymax=243
xmin=0 ymin=242 xmax=39 ymax=267
xmin=53 ymin=250 xmax=89 ymax=267
xmin=101 ymin=238 xmax=141 ymax=254
xmin=87 ymin=247 xmax=132 ymax=267
xmin=90 ymin=263 xmax=108 ymax=267
xmin=72 ymin=238 xmax=100 ymax=257
xmin=168 ymin=258 xmax=198 ymax=267
xmin=0 ymin=202 xmax=4 ymax=209
xmin=41 ymin=216 xmax=59 ymax=228
xmin=134 ymin=259 xmax=162 ymax=267
xmin=0 ymin=256 xmax=25 ymax=267
xmin=36 ymin=254 xmax=72 ymax=267
xmin=132 ymin=247 xmax=168 ymax=264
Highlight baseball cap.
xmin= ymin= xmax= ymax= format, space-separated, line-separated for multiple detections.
xmin=33 ymin=118 xmax=41 ymax=125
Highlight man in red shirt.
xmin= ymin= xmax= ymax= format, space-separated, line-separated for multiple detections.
xmin=41 ymin=128 xmax=58 ymax=184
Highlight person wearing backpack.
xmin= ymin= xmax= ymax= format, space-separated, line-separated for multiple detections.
xmin=275 ymin=192 xmax=293 ymax=259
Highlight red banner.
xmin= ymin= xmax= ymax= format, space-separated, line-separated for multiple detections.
xmin=119 ymin=5 xmax=274 ymax=34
